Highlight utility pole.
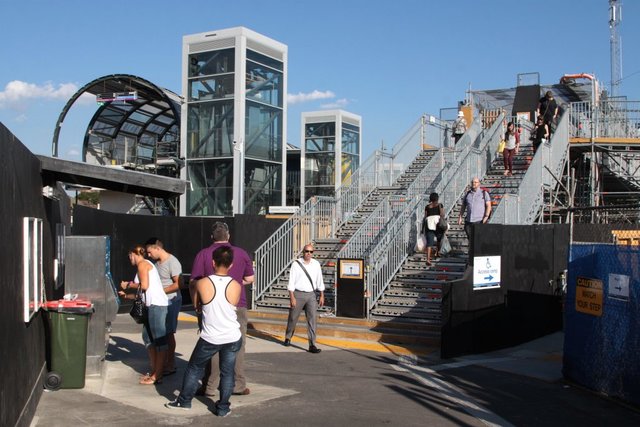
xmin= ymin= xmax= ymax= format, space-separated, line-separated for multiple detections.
xmin=609 ymin=0 xmax=622 ymax=97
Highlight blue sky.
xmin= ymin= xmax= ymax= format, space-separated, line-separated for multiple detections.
xmin=0 ymin=0 xmax=638 ymax=161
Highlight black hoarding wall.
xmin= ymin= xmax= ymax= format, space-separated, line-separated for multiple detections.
xmin=71 ymin=207 xmax=285 ymax=303
xmin=441 ymin=224 xmax=568 ymax=358
xmin=0 ymin=123 xmax=55 ymax=427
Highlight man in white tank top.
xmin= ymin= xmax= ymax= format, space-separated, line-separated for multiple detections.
xmin=165 ymin=246 xmax=242 ymax=417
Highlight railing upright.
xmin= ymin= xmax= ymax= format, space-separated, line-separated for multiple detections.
xmin=254 ymin=196 xmax=336 ymax=303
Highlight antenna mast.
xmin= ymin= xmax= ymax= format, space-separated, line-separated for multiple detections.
xmin=609 ymin=0 xmax=622 ymax=97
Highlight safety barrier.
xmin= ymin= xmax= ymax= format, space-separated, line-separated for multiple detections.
xmin=565 ymin=243 xmax=640 ymax=407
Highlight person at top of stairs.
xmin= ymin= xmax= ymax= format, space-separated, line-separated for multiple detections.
xmin=421 ymin=192 xmax=445 ymax=266
xmin=503 ymin=121 xmax=520 ymax=176
xmin=452 ymin=111 xmax=467 ymax=144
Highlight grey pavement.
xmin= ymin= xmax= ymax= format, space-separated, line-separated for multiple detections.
xmin=31 ymin=313 xmax=640 ymax=427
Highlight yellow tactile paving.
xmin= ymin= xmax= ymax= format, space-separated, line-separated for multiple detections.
xmin=178 ymin=313 xmax=437 ymax=356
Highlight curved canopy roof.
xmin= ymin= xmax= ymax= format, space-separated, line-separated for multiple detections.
xmin=52 ymin=74 xmax=182 ymax=168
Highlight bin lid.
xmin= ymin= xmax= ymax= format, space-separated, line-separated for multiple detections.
xmin=43 ymin=299 xmax=94 ymax=313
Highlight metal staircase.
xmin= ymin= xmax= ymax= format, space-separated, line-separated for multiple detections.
xmin=255 ymin=149 xmax=440 ymax=312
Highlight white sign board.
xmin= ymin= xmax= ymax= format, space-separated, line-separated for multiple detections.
xmin=608 ymin=273 xmax=630 ymax=301
xmin=473 ymin=256 xmax=501 ymax=290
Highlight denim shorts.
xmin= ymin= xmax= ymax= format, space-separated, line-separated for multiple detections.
xmin=165 ymin=293 xmax=182 ymax=334
xmin=142 ymin=304 xmax=168 ymax=350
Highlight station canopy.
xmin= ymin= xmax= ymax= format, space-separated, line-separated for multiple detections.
xmin=52 ymin=74 xmax=182 ymax=172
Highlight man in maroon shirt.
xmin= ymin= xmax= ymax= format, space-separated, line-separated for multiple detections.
xmin=192 ymin=221 xmax=254 ymax=397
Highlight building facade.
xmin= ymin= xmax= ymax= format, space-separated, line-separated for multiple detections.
xmin=181 ymin=27 xmax=287 ymax=216
xmin=301 ymin=110 xmax=361 ymax=202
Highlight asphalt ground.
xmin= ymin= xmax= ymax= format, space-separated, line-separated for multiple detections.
xmin=31 ymin=313 xmax=640 ymax=427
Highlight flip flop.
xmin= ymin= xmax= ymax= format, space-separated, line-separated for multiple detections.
xmin=140 ymin=376 xmax=162 ymax=385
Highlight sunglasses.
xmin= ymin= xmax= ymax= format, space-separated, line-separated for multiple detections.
xmin=304 ymin=250 xmax=314 ymax=253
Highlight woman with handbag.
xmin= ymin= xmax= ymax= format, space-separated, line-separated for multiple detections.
xmin=503 ymin=122 xmax=520 ymax=176
xmin=531 ymin=116 xmax=549 ymax=154
xmin=421 ymin=192 xmax=446 ymax=266
xmin=119 ymin=245 xmax=169 ymax=385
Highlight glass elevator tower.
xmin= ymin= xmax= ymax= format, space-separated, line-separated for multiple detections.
xmin=181 ymin=27 xmax=287 ymax=216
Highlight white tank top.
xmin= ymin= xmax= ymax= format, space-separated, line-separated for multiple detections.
xmin=199 ymin=275 xmax=241 ymax=345
xmin=136 ymin=260 xmax=169 ymax=307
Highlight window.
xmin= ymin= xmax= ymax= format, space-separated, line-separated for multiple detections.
xmin=23 ymin=217 xmax=43 ymax=322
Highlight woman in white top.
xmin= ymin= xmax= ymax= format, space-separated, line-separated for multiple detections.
xmin=503 ymin=122 xmax=520 ymax=176
xmin=119 ymin=244 xmax=169 ymax=385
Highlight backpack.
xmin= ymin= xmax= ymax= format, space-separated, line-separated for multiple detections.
xmin=463 ymin=188 xmax=491 ymax=210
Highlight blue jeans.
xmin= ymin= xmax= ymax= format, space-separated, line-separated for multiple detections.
xmin=177 ymin=337 xmax=242 ymax=415
xmin=165 ymin=294 xmax=182 ymax=334
xmin=142 ymin=305 xmax=168 ymax=350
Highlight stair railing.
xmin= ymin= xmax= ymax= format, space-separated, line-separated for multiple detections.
xmin=441 ymin=112 xmax=506 ymax=218
xmin=490 ymin=112 xmax=570 ymax=224
xmin=336 ymin=114 xmax=471 ymax=261
xmin=363 ymin=113 xmax=502 ymax=314
xmin=337 ymin=195 xmax=406 ymax=259
xmin=335 ymin=115 xmax=433 ymax=227
xmin=254 ymin=196 xmax=336 ymax=303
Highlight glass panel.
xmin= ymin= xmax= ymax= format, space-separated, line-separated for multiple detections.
xmin=92 ymin=121 xmax=117 ymax=136
xmin=305 ymin=137 xmax=335 ymax=152
xmin=121 ymin=122 xmax=142 ymax=135
xmin=342 ymin=127 xmax=359 ymax=155
xmin=304 ymin=186 xmax=335 ymax=200
xmin=246 ymin=61 xmax=282 ymax=107
xmin=189 ymin=75 xmax=234 ymax=101
xmin=187 ymin=101 xmax=234 ymax=158
xmin=341 ymin=153 xmax=359 ymax=183
xmin=304 ymin=153 xmax=335 ymax=186
xmin=305 ymin=122 xmax=335 ymax=138
xmin=244 ymin=159 xmax=282 ymax=215
xmin=189 ymin=48 xmax=235 ymax=77
xmin=187 ymin=160 xmax=233 ymax=216
xmin=247 ymin=49 xmax=283 ymax=71
xmin=155 ymin=114 xmax=174 ymax=124
xmin=245 ymin=101 xmax=282 ymax=161
xmin=129 ymin=111 xmax=152 ymax=124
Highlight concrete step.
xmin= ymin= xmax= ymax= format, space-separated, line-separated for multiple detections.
xmin=247 ymin=310 xmax=441 ymax=347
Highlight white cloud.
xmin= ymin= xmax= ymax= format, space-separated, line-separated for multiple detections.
xmin=320 ymin=98 xmax=349 ymax=109
xmin=287 ymin=90 xmax=335 ymax=105
xmin=14 ymin=113 xmax=28 ymax=123
xmin=0 ymin=80 xmax=79 ymax=108
xmin=66 ymin=147 xmax=81 ymax=157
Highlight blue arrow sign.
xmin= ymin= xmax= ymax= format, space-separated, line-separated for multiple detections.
xmin=484 ymin=275 xmax=494 ymax=281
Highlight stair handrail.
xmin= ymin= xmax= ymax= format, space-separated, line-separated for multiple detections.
xmin=490 ymin=112 xmax=570 ymax=224
xmin=441 ymin=112 xmax=506 ymax=218
xmin=363 ymin=114 xmax=501 ymax=313
xmin=336 ymin=115 xmax=476 ymax=261
xmin=337 ymin=194 xmax=406 ymax=259
xmin=254 ymin=196 xmax=336 ymax=302
xmin=335 ymin=115 xmax=429 ymax=227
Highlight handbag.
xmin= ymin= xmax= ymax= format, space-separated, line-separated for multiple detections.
xmin=129 ymin=286 xmax=147 ymax=324
xmin=436 ymin=217 xmax=449 ymax=232
xmin=497 ymin=139 xmax=506 ymax=154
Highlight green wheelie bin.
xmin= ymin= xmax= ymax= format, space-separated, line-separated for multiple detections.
xmin=44 ymin=299 xmax=94 ymax=389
